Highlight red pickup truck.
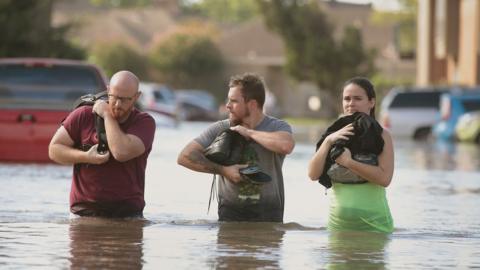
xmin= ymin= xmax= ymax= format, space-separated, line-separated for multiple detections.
xmin=0 ymin=58 xmax=107 ymax=162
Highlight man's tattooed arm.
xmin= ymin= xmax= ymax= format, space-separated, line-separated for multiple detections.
xmin=177 ymin=140 xmax=224 ymax=174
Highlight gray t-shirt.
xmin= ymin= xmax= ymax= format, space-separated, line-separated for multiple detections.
xmin=195 ymin=116 xmax=292 ymax=220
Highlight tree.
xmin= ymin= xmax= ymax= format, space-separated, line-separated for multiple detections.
xmin=257 ymin=0 xmax=375 ymax=107
xmin=89 ymin=0 xmax=152 ymax=8
xmin=372 ymin=0 xmax=416 ymax=58
xmin=181 ymin=0 xmax=259 ymax=23
xmin=89 ymin=43 xmax=149 ymax=79
xmin=0 ymin=0 xmax=85 ymax=59
xmin=149 ymin=25 xmax=225 ymax=98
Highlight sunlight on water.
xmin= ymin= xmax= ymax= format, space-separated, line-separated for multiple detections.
xmin=1 ymin=122 xmax=480 ymax=269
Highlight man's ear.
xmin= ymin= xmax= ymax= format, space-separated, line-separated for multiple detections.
xmin=248 ymin=99 xmax=259 ymax=110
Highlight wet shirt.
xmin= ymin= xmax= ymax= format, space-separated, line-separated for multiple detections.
xmin=195 ymin=116 xmax=292 ymax=222
xmin=63 ymin=106 xmax=156 ymax=215
xmin=328 ymin=182 xmax=394 ymax=233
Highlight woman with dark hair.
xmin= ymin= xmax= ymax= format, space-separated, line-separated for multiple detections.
xmin=308 ymin=77 xmax=394 ymax=233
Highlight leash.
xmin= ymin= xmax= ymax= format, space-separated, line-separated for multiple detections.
xmin=207 ymin=174 xmax=219 ymax=214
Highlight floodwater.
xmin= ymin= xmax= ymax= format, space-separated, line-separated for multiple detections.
xmin=1 ymin=122 xmax=480 ymax=269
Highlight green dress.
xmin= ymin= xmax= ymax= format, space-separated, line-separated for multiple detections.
xmin=328 ymin=182 xmax=394 ymax=233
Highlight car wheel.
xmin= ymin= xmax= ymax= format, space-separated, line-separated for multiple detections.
xmin=413 ymin=127 xmax=431 ymax=140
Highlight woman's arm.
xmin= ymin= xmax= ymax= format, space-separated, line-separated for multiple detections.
xmin=308 ymin=124 xmax=354 ymax=180
xmin=335 ymin=129 xmax=394 ymax=187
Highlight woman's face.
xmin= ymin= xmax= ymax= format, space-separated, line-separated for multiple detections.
xmin=342 ymin=83 xmax=375 ymax=115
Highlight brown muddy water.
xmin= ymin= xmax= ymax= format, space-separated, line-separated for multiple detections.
xmin=1 ymin=122 xmax=480 ymax=269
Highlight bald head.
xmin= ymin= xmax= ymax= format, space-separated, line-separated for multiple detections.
xmin=109 ymin=70 xmax=139 ymax=95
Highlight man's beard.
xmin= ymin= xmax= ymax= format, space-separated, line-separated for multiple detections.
xmin=112 ymin=104 xmax=133 ymax=121
xmin=229 ymin=107 xmax=250 ymax=126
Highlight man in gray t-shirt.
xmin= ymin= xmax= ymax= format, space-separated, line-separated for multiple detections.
xmin=177 ymin=73 xmax=295 ymax=222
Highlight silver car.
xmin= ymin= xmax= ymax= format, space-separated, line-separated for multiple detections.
xmin=379 ymin=87 xmax=447 ymax=139
xmin=137 ymin=82 xmax=179 ymax=126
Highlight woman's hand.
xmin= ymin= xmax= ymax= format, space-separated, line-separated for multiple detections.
xmin=325 ymin=124 xmax=354 ymax=146
xmin=308 ymin=124 xmax=354 ymax=180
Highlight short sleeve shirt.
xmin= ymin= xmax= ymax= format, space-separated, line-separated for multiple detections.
xmin=63 ymin=106 xmax=156 ymax=213
xmin=195 ymin=116 xmax=292 ymax=219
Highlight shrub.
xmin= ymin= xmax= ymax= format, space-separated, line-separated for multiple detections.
xmin=88 ymin=43 xmax=148 ymax=79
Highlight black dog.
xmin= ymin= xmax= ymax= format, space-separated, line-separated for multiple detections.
xmin=315 ymin=112 xmax=384 ymax=189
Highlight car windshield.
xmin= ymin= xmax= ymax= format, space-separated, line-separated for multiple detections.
xmin=0 ymin=64 xmax=104 ymax=110
xmin=462 ymin=100 xmax=480 ymax=112
xmin=389 ymin=92 xmax=442 ymax=109
xmin=153 ymin=88 xmax=175 ymax=103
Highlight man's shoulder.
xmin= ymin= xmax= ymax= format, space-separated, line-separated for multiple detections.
xmin=212 ymin=119 xmax=230 ymax=128
xmin=69 ymin=105 xmax=94 ymax=119
xmin=74 ymin=104 xmax=93 ymax=112
xmin=131 ymin=109 xmax=154 ymax=122
xmin=131 ymin=109 xmax=156 ymax=130
xmin=202 ymin=119 xmax=230 ymax=133
xmin=264 ymin=115 xmax=290 ymax=124
xmin=194 ymin=119 xmax=230 ymax=147
xmin=260 ymin=115 xmax=292 ymax=132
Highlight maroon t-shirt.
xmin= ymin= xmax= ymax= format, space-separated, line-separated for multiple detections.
xmin=63 ymin=106 xmax=155 ymax=215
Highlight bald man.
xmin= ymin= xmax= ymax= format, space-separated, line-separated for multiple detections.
xmin=49 ymin=70 xmax=156 ymax=218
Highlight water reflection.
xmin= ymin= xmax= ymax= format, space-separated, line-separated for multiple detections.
xmin=210 ymin=222 xmax=285 ymax=269
xmin=2 ymin=122 xmax=480 ymax=269
xmin=68 ymin=218 xmax=147 ymax=269
xmin=326 ymin=231 xmax=390 ymax=270
xmin=395 ymin=140 xmax=480 ymax=171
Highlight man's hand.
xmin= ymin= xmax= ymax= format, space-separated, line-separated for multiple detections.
xmin=92 ymin=100 xmax=111 ymax=118
xmin=230 ymin=125 xmax=251 ymax=139
xmin=86 ymin=144 xmax=110 ymax=164
xmin=222 ymin=164 xmax=249 ymax=183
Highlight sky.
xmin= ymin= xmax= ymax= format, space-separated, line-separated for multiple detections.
xmin=339 ymin=0 xmax=402 ymax=11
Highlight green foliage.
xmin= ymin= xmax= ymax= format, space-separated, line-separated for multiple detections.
xmin=257 ymin=0 xmax=375 ymax=105
xmin=0 ymin=0 xmax=85 ymax=59
xmin=150 ymin=31 xmax=224 ymax=91
xmin=372 ymin=0 xmax=417 ymax=58
xmin=89 ymin=43 xmax=148 ymax=79
xmin=395 ymin=21 xmax=416 ymax=58
xmin=89 ymin=0 xmax=152 ymax=8
xmin=181 ymin=0 xmax=259 ymax=23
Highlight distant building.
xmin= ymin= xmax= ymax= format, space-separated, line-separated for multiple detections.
xmin=53 ymin=0 xmax=414 ymax=118
xmin=53 ymin=0 xmax=176 ymax=51
xmin=217 ymin=1 xmax=415 ymax=117
xmin=417 ymin=0 xmax=480 ymax=86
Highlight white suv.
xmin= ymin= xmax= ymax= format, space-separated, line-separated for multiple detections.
xmin=379 ymin=87 xmax=447 ymax=139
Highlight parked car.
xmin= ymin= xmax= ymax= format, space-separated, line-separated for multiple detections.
xmin=0 ymin=58 xmax=107 ymax=162
xmin=433 ymin=87 xmax=480 ymax=140
xmin=379 ymin=86 xmax=447 ymax=139
xmin=455 ymin=111 xmax=480 ymax=143
xmin=175 ymin=89 xmax=219 ymax=121
xmin=137 ymin=82 xmax=179 ymax=127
